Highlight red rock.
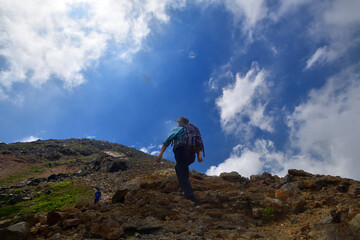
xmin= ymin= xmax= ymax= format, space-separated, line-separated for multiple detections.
xmin=46 ymin=211 xmax=63 ymax=226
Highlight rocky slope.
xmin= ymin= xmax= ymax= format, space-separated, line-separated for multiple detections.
xmin=1 ymin=139 xmax=360 ymax=240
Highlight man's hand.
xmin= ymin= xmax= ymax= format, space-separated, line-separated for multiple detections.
xmin=156 ymin=145 xmax=167 ymax=164
xmin=156 ymin=155 xmax=162 ymax=163
xmin=197 ymin=152 xmax=203 ymax=163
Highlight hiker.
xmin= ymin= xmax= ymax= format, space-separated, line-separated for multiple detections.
xmin=94 ymin=187 xmax=101 ymax=204
xmin=155 ymin=117 xmax=204 ymax=206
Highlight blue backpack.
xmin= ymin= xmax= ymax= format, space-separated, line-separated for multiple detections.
xmin=176 ymin=124 xmax=205 ymax=156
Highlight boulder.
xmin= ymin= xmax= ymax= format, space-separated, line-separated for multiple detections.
xmin=349 ymin=214 xmax=360 ymax=238
xmin=62 ymin=218 xmax=81 ymax=229
xmin=90 ymin=151 xmax=130 ymax=173
xmin=288 ymin=169 xmax=313 ymax=177
xmin=47 ymin=174 xmax=69 ymax=182
xmin=59 ymin=147 xmax=76 ymax=155
xmin=47 ymin=211 xmax=63 ymax=226
xmin=220 ymin=172 xmax=248 ymax=183
xmin=349 ymin=183 xmax=360 ymax=195
xmin=112 ymin=184 xmax=139 ymax=203
xmin=275 ymin=183 xmax=306 ymax=213
xmin=0 ymin=222 xmax=29 ymax=240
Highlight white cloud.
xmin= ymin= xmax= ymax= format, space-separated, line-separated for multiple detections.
xmin=208 ymin=62 xmax=234 ymax=91
xmin=305 ymin=47 xmax=327 ymax=70
xmin=216 ymin=63 xmax=273 ymax=134
xmin=272 ymin=0 xmax=312 ymax=21
xmin=287 ymin=65 xmax=360 ymax=179
xmin=0 ymin=0 xmax=183 ymax=102
xmin=140 ymin=144 xmax=161 ymax=156
xmin=21 ymin=136 xmax=41 ymax=142
xmin=209 ymin=65 xmax=360 ymax=180
xmin=323 ymin=0 xmax=360 ymax=27
xmin=223 ymin=0 xmax=267 ymax=32
xmin=306 ymin=0 xmax=360 ymax=68
xmin=206 ymin=139 xmax=285 ymax=177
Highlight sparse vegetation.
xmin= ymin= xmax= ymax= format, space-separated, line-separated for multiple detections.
xmin=0 ymin=181 xmax=91 ymax=219
xmin=262 ymin=206 xmax=275 ymax=222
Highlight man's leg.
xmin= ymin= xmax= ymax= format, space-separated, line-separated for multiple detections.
xmin=174 ymin=147 xmax=197 ymax=205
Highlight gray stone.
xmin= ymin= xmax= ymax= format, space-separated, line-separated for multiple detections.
xmin=0 ymin=222 xmax=29 ymax=240
xmin=349 ymin=214 xmax=360 ymax=238
xmin=112 ymin=184 xmax=139 ymax=203
xmin=220 ymin=172 xmax=247 ymax=183
xmin=62 ymin=218 xmax=81 ymax=229
xmin=90 ymin=151 xmax=130 ymax=173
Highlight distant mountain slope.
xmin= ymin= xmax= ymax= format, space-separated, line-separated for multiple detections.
xmin=0 ymin=138 xmax=173 ymax=183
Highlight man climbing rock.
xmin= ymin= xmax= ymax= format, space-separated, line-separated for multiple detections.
xmin=156 ymin=117 xmax=204 ymax=206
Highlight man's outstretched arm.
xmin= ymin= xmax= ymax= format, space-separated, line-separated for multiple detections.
xmin=156 ymin=144 xmax=167 ymax=163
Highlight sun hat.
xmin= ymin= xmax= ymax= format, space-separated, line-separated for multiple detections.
xmin=175 ymin=116 xmax=189 ymax=126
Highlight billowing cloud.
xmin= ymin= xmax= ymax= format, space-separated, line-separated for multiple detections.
xmin=287 ymin=65 xmax=360 ymax=179
xmin=215 ymin=63 xmax=273 ymax=135
xmin=206 ymin=139 xmax=285 ymax=177
xmin=0 ymin=0 xmax=183 ymax=101
xmin=209 ymin=65 xmax=360 ymax=180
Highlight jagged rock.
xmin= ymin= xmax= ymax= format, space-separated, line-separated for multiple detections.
xmin=90 ymin=151 xmax=130 ymax=173
xmin=59 ymin=147 xmax=76 ymax=155
xmin=46 ymin=211 xmax=63 ymax=226
xmin=62 ymin=218 xmax=81 ymax=229
xmin=220 ymin=171 xmax=248 ymax=183
xmin=288 ymin=169 xmax=313 ymax=177
xmin=45 ymin=225 xmax=62 ymax=239
xmin=309 ymin=223 xmax=358 ymax=240
xmin=279 ymin=174 xmax=293 ymax=186
xmin=112 ymin=184 xmax=139 ymax=203
xmin=90 ymin=219 xmax=124 ymax=240
xmin=314 ymin=176 xmax=341 ymax=188
xmin=47 ymin=173 xmax=69 ymax=182
xmin=349 ymin=183 xmax=360 ymax=195
xmin=122 ymin=217 xmax=163 ymax=236
xmin=0 ymin=222 xmax=29 ymax=240
xmin=330 ymin=205 xmax=349 ymax=223
xmin=349 ymin=214 xmax=360 ymax=238
xmin=80 ymin=210 xmax=97 ymax=225
xmin=275 ymin=183 xmax=306 ymax=213
xmin=265 ymin=197 xmax=283 ymax=212
xmin=261 ymin=172 xmax=275 ymax=185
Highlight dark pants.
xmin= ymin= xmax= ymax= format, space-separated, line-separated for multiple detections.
xmin=174 ymin=147 xmax=197 ymax=205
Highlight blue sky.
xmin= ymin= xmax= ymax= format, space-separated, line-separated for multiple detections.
xmin=1 ymin=0 xmax=360 ymax=180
